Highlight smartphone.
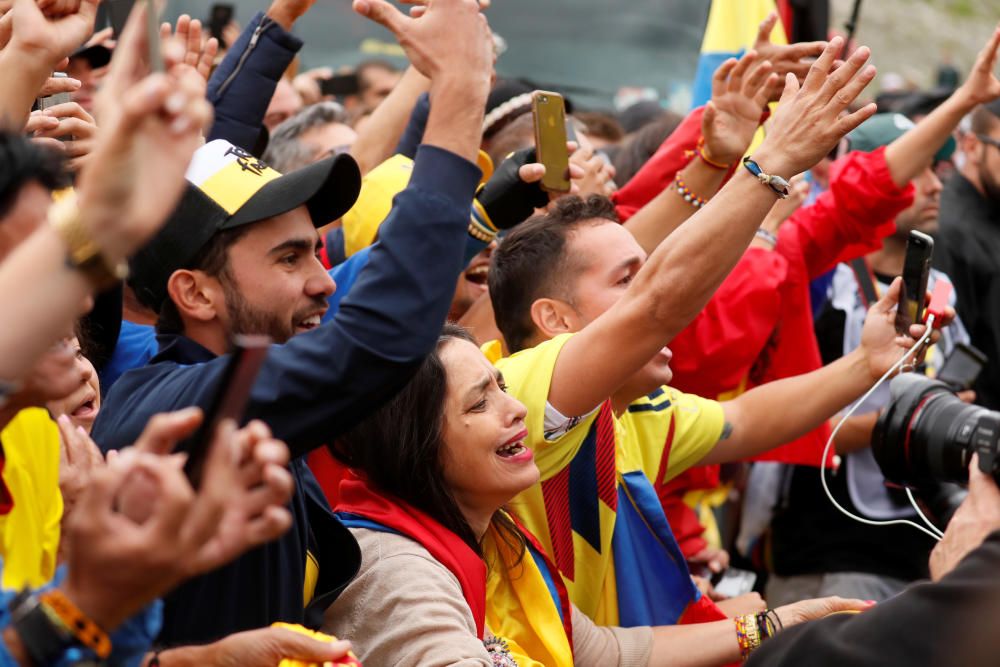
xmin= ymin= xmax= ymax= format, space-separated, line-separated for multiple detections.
xmin=144 ymin=0 xmax=164 ymax=73
xmin=895 ymin=230 xmax=934 ymax=335
xmin=37 ymin=73 xmax=72 ymax=111
xmin=207 ymin=3 xmax=235 ymax=45
xmin=713 ymin=567 xmax=758 ymax=598
xmin=938 ymin=343 xmax=988 ymax=391
xmin=531 ymin=91 xmax=571 ymax=194
xmin=320 ymin=73 xmax=360 ymax=98
xmin=106 ymin=0 xmax=135 ymax=37
xmin=183 ymin=334 xmax=271 ymax=486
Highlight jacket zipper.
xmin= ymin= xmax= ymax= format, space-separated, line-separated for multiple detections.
xmin=215 ymin=17 xmax=272 ymax=99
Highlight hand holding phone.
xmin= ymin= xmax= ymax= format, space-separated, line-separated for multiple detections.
xmin=532 ymin=91 xmax=571 ymax=194
xmin=895 ymin=230 xmax=934 ymax=335
xmin=183 ymin=335 xmax=271 ymax=486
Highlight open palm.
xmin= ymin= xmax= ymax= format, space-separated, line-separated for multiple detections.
xmin=959 ymin=25 xmax=1000 ymax=107
xmin=701 ymin=52 xmax=776 ymax=166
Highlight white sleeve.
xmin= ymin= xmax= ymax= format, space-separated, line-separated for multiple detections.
xmin=543 ymin=401 xmax=599 ymax=441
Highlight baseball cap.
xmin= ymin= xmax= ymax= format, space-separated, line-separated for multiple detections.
xmin=342 ymin=151 xmax=494 ymax=257
xmin=846 ymin=113 xmax=955 ymax=162
xmin=130 ymin=140 xmax=361 ymax=313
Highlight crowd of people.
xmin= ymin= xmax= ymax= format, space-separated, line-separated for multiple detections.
xmin=1 ymin=0 xmax=999 ymax=665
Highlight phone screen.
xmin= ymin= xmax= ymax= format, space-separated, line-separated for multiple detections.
xmin=532 ymin=91 xmax=570 ymax=194
xmin=895 ymin=231 xmax=934 ymax=335
xmin=938 ymin=343 xmax=988 ymax=391
xmin=183 ymin=334 xmax=271 ymax=486
xmin=320 ymin=73 xmax=361 ymax=97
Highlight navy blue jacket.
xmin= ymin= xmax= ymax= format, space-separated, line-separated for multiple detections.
xmin=93 ymin=145 xmax=481 ymax=644
xmin=207 ymin=11 xmax=300 ymax=151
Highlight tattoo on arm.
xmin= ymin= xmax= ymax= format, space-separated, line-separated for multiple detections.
xmin=718 ymin=421 xmax=733 ymax=442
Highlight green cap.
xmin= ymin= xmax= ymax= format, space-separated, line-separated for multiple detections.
xmin=847 ymin=113 xmax=955 ymax=162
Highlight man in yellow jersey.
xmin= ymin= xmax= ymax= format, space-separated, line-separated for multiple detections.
xmin=487 ymin=39 xmax=946 ymax=629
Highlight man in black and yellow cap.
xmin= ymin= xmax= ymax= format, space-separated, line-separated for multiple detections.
xmin=93 ymin=0 xmax=498 ymax=648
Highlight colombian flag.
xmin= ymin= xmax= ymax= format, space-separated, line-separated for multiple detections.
xmin=690 ymin=0 xmax=788 ymax=108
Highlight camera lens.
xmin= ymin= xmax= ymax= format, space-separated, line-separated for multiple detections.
xmin=873 ymin=374 xmax=1000 ymax=487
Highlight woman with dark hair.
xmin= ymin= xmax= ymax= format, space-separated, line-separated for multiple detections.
xmin=324 ymin=324 xmax=867 ymax=666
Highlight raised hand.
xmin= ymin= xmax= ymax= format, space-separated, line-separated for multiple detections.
xmin=187 ymin=419 xmax=295 ymax=575
xmin=753 ymin=12 xmax=827 ymax=86
xmin=702 ymin=51 xmax=777 ymax=166
xmin=26 ymin=101 xmax=98 ymax=171
xmin=160 ymin=14 xmax=219 ymax=81
xmin=0 ymin=0 xmax=98 ymax=68
xmin=858 ymin=277 xmax=953 ymax=380
xmin=352 ymin=0 xmax=492 ymax=91
xmin=61 ymin=412 xmax=294 ymax=632
xmin=752 ymin=37 xmax=877 ymax=179
xmin=955 ymin=24 xmax=1000 ymax=108
xmin=75 ymin=0 xmax=213 ymax=266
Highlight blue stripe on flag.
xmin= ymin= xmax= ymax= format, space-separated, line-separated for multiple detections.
xmin=569 ymin=421 xmax=602 ymax=553
xmin=612 ymin=471 xmax=698 ymax=627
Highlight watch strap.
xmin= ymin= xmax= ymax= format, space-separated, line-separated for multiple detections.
xmin=10 ymin=590 xmax=76 ymax=666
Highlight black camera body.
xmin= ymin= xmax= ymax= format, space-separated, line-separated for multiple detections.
xmin=872 ymin=374 xmax=1000 ymax=487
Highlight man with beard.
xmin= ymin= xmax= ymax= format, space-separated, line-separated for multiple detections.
xmin=936 ymin=97 xmax=1000 ymax=409
xmin=92 ymin=0 xmax=496 ymax=645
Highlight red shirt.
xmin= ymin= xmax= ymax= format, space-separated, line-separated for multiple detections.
xmin=612 ymin=108 xmax=914 ymax=555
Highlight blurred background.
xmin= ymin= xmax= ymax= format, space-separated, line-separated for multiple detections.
xmin=99 ymin=0 xmax=997 ymax=112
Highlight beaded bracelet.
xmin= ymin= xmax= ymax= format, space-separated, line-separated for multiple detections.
xmin=674 ymin=175 xmax=708 ymax=209
xmin=696 ymin=136 xmax=731 ymax=170
xmin=38 ymin=589 xmax=112 ymax=659
xmin=735 ymin=613 xmax=761 ymax=659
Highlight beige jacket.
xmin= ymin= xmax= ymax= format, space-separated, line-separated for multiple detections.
xmin=323 ymin=527 xmax=654 ymax=666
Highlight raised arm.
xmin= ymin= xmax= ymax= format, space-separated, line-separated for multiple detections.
xmin=350 ymin=66 xmax=430 ymax=175
xmin=698 ymin=279 xmax=938 ymax=465
xmin=0 ymin=4 xmax=211 ymax=385
xmin=206 ymin=0 xmax=317 ymax=149
xmin=624 ymin=53 xmax=775 ymax=254
xmin=884 ymin=25 xmax=1000 ymax=188
xmin=211 ymin=0 xmax=493 ymax=455
xmin=548 ymin=39 xmax=878 ymax=417
xmin=0 ymin=0 xmax=98 ymax=127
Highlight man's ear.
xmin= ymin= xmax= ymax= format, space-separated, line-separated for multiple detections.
xmin=166 ymin=270 xmax=223 ymax=324
xmin=530 ymin=297 xmax=581 ymax=340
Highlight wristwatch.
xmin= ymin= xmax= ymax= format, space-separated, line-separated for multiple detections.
xmin=49 ymin=195 xmax=129 ymax=291
xmin=9 ymin=589 xmax=77 ymax=666
xmin=742 ymin=157 xmax=791 ymax=199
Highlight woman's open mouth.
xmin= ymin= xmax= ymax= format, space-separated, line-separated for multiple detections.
xmin=496 ymin=430 xmax=532 ymax=462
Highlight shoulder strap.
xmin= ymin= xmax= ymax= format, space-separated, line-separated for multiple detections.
xmin=848 ymin=257 xmax=880 ymax=309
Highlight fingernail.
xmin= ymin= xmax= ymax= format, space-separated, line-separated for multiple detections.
xmin=165 ymin=92 xmax=186 ymax=114
xmin=864 ymin=600 xmax=877 ymax=606
xmin=146 ymin=78 xmax=167 ymax=101
xmin=170 ymin=115 xmax=191 ymax=134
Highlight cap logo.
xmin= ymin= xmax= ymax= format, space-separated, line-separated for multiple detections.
xmin=225 ymin=145 xmax=270 ymax=177
xmin=186 ymin=140 xmax=283 ymax=216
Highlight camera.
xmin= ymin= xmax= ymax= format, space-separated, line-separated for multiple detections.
xmin=872 ymin=374 xmax=1000 ymax=487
